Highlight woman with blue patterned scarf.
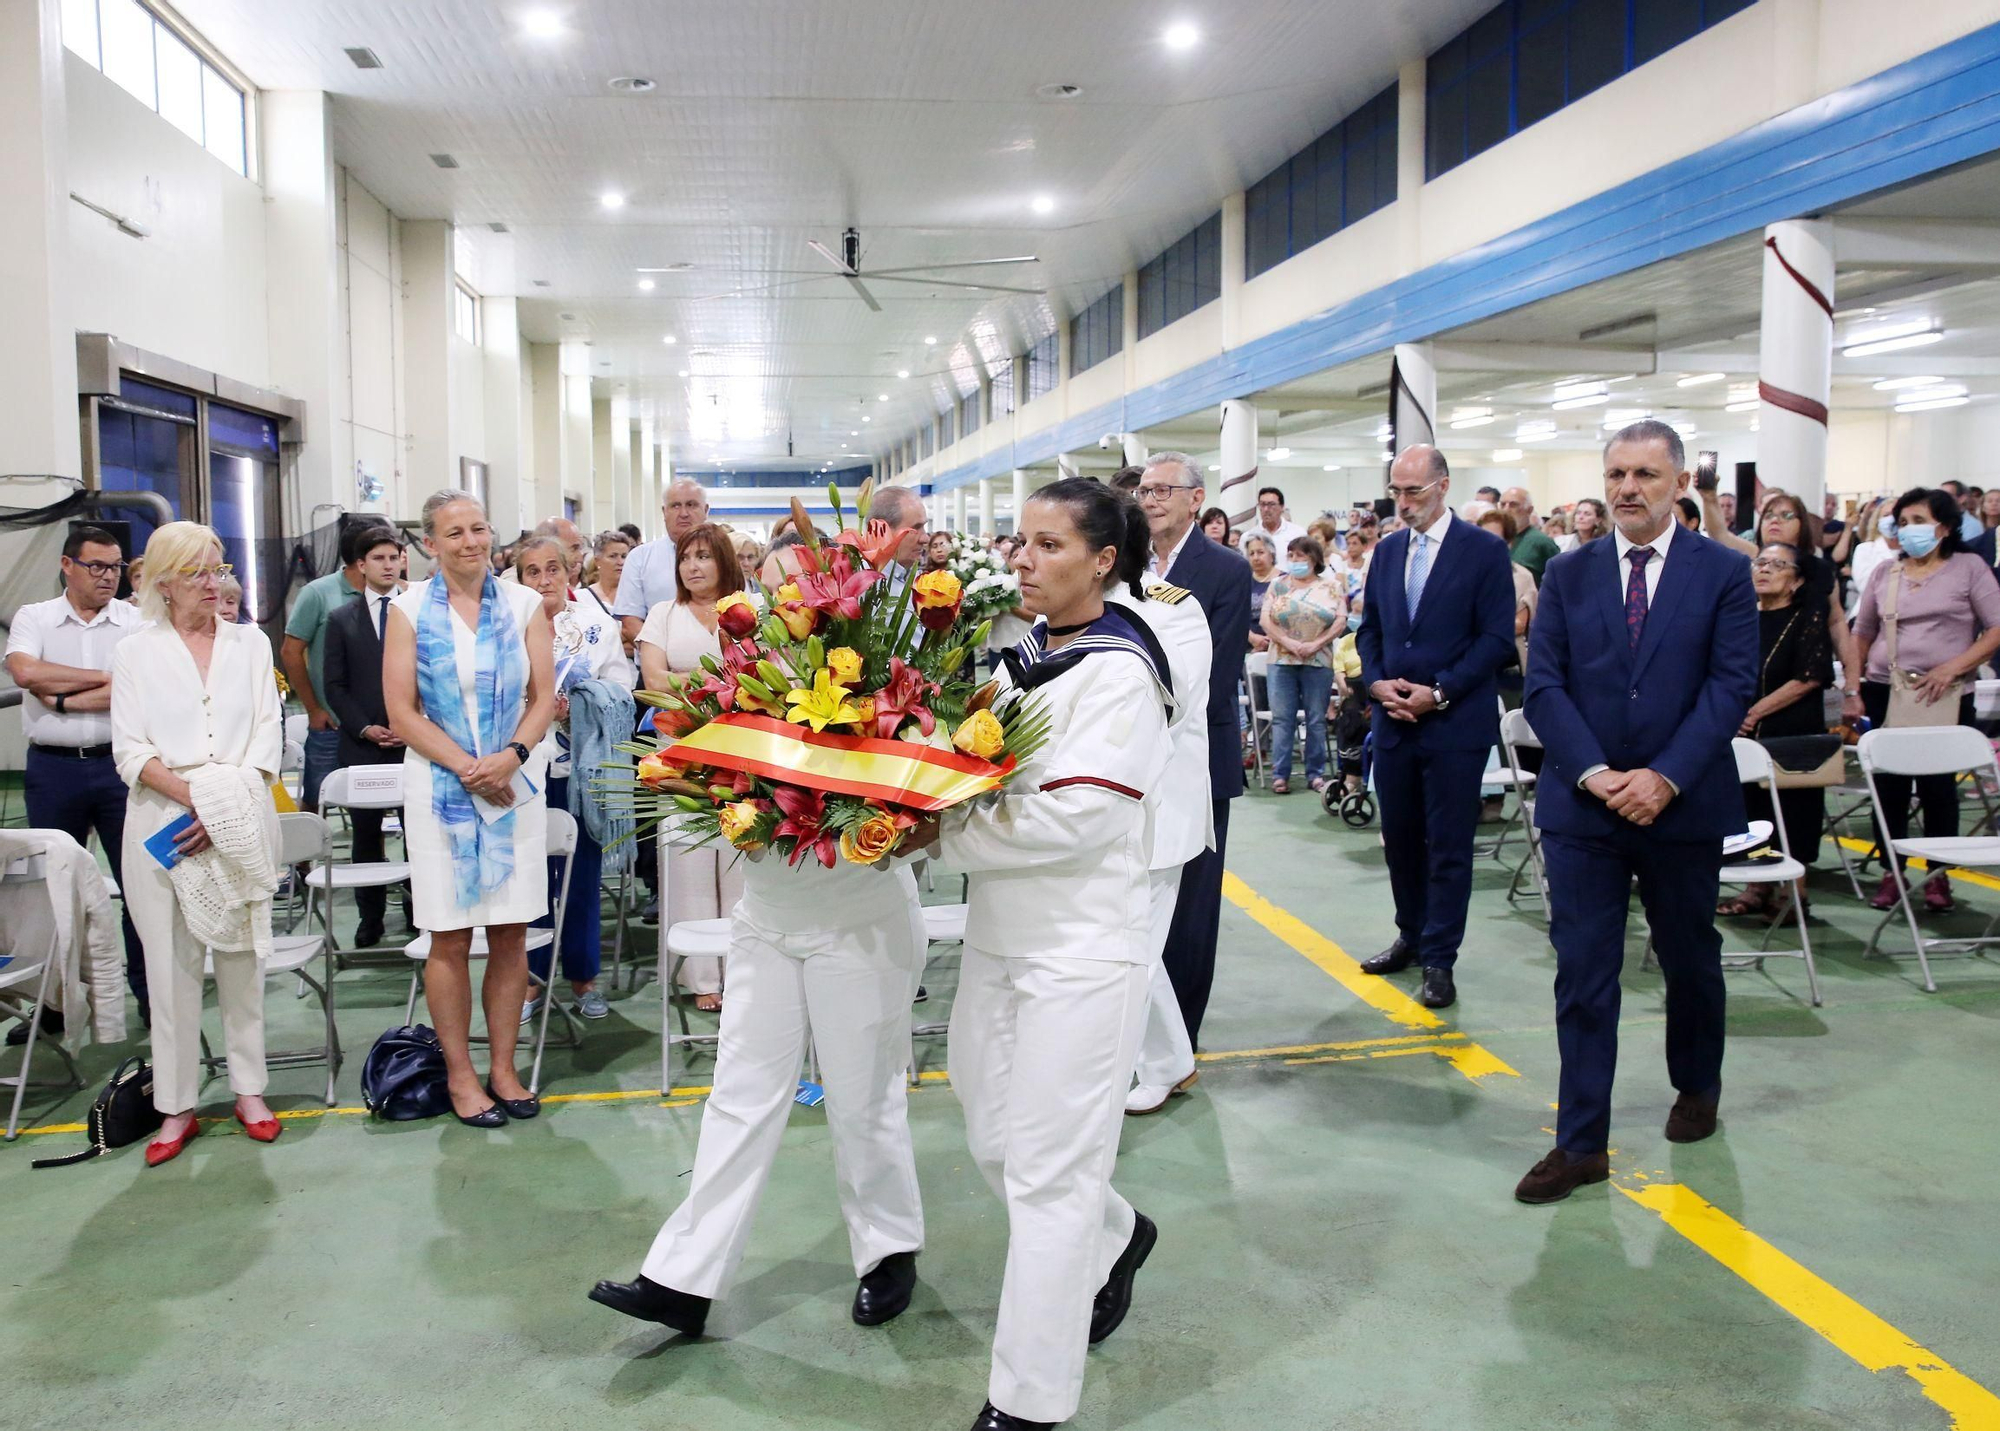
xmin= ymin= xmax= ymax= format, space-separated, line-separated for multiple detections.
xmin=383 ymin=490 xmax=555 ymax=1128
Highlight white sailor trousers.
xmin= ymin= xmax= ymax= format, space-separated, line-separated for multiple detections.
xmin=949 ymin=943 xmax=1151 ymax=1425
xmin=642 ymin=900 xmax=926 ymax=1298
xmin=1131 ymin=866 xmax=1197 ymax=1088
xmin=122 ymin=784 xmax=268 ymax=1114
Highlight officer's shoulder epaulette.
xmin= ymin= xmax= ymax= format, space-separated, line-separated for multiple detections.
xmin=1143 ymin=579 xmax=1192 ymax=605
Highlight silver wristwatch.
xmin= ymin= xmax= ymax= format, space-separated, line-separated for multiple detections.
xmin=1431 ymin=685 xmax=1450 ymax=711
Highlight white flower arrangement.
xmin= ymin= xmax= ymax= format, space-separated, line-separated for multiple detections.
xmin=944 ymin=535 xmax=1022 ymax=623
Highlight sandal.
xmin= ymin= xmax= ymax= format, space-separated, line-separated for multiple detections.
xmin=1271 ymin=779 xmax=1290 ymax=795
xmin=694 ymin=993 xmax=723 ymax=1013
xmin=1715 ymin=890 xmax=1770 ymax=918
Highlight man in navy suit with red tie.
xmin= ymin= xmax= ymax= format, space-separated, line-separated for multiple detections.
xmin=1356 ymin=445 xmax=1518 ymax=1011
xmin=1516 ymin=420 xmax=1757 ymax=1204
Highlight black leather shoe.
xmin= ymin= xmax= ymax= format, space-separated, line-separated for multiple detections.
xmin=1420 ymin=966 xmax=1456 ymax=1009
xmin=1665 ymin=1089 xmax=1720 ymax=1143
xmin=5 ymin=1007 xmax=63 ymax=1046
xmin=970 ymin=1401 xmax=1056 ymax=1430
xmin=1514 ymin=1148 xmax=1611 ymax=1205
xmin=354 ymin=921 xmax=385 ymax=949
xmin=486 ymin=1082 xmax=540 ymax=1120
xmin=1089 ymin=1211 xmax=1156 ymax=1344
xmin=851 ymin=1250 xmax=917 ymax=1326
xmin=455 ymin=1103 xmax=506 ymax=1128
xmin=588 ymin=1273 xmax=711 ymax=1336
xmin=1359 ymin=940 xmax=1415 ymax=975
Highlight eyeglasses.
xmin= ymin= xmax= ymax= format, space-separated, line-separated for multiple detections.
xmin=174 ymin=564 xmax=235 ymax=582
xmin=1750 ymin=558 xmax=1797 ymax=573
xmin=67 ymin=558 xmax=127 ymax=576
xmin=1385 ymin=478 xmax=1444 ymax=500
xmin=1134 ymin=483 xmax=1196 ymax=501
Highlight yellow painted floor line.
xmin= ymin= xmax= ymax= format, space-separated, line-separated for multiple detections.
xmin=1221 ymin=870 xmax=1519 ymax=1082
xmin=1835 ymin=835 xmax=2000 ymax=894
xmin=1200 ymin=1030 xmax=1468 ymax=1062
xmin=1620 ymin=1179 xmax=2000 ymax=1430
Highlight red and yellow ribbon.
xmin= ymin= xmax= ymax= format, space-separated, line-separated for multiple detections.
xmin=665 ymin=712 xmax=1012 ymax=812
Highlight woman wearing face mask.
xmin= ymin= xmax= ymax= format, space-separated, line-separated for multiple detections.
xmin=1851 ymin=487 xmax=2000 ymax=911
xmin=1259 ymin=536 xmax=1346 ymax=795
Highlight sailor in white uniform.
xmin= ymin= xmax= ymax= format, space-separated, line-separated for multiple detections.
xmin=934 ymin=479 xmax=1175 ymax=1431
xmin=1108 ymin=575 xmax=1213 ymax=1114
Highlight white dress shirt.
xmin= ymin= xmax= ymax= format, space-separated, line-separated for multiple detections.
xmin=6 ymin=595 xmax=144 ymax=747
xmin=611 ymin=535 xmax=678 ymax=621
xmin=1611 ymin=519 xmax=1677 ymax=605
xmin=1257 ymin=518 xmax=1308 ymax=554
xmin=1401 ymin=505 xmax=1456 ymax=582
xmin=1147 ymin=522 xmax=1198 ymax=579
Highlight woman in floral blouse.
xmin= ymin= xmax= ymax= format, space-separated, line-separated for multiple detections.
xmin=1259 ymin=535 xmax=1347 ymax=794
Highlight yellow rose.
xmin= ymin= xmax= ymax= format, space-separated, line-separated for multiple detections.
xmin=716 ymin=800 xmax=765 ymax=848
xmin=826 ymin=646 xmax=864 ymax=685
xmin=635 ymin=752 xmax=682 ymax=788
xmin=911 ymin=569 xmax=963 ymax=609
xmin=845 ymin=696 xmax=876 ymax=729
xmin=839 ymin=806 xmax=904 ymax=865
xmin=775 ymin=582 xmax=804 ymax=605
xmin=951 ymin=708 xmax=1006 ymax=761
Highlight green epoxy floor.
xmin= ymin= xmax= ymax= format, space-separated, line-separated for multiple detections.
xmin=4 ymin=791 xmax=1999 ymax=1430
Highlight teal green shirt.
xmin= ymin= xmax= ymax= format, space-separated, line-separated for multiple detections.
xmin=1511 ymin=527 xmax=1562 ymax=585
xmin=284 ymin=570 xmax=363 ymax=719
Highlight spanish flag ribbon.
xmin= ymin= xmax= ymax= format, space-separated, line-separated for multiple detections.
xmin=664 ymin=712 xmax=1012 ymax=812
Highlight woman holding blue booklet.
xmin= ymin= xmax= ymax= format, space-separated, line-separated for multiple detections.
xmin=383 ymin=489 xmax=556 ymax=1129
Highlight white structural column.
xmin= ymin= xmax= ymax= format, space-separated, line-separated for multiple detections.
xmin=482 ymin=296 xmax=526 ymax=539
xmin=978 ymin=478 xmax=994 ymax=537
xmin=1391 ymin=342 xmax=1438 ymax=453
xmin=1219 ymin=191 xmax=1247 ymax=351
xmin=1218 ymin=399 xmax=1259 ymax=525
xmin=0 ymin=0 xmax=79 ymax=479
xmin=262 ymin=91 xmax=344 ymax=520
xmin=1012 ymin=468 xmax=1028 ymax=528
xmin=1758 ymin=219 xmax=1835 ymax=510
xmin=400 ymin=220 xmax=462 ymax=513
xmin=952 ymin=485 xmax=968 ymax=534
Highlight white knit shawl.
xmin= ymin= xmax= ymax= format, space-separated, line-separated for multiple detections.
xmin=171 ymin=765 xmax=281 ymax=961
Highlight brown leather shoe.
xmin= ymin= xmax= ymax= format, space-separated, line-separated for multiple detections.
xmin=1665 ymin=1091 xmax=1720 ymax=1143
xmin=1514 ymin=1148 xmax=1610 ymax=1205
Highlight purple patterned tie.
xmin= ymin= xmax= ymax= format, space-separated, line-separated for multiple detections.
xmin=1625 ymin=546 xmax=1653 ymax=651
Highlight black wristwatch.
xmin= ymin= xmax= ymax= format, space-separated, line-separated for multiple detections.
xmin=507 ymin=741 xmax=531 ymax=767
xmin=54 ymin=693 xmax=67 ymax=714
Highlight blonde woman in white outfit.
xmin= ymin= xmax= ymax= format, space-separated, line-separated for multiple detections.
xmin=110 ymin=522 xmax=284 ymax=1166
xmin=936 ymin=479 xmax=1174 ymax=1431
xmin=383 ymin=490 xmax=555 ymax=1129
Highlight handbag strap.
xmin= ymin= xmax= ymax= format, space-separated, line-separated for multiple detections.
xmin=1883 ymin=566 xmax=1902 ymax=675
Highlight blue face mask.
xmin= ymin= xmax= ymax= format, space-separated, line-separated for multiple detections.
xmin=1346 ymin=612 xmax=1364 ymax=633
xmin=1286 ymin=561 xmax=1312 ymax=578
xmin=1897 ymin=522 xmax=1939 ymax=558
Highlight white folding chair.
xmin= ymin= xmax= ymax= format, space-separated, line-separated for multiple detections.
xmin=1716 ymin=739 xmax=1821 ymax=1006
xmin=660 ymin=916 xmax=730 ymax=1095
xmin=1243 ymin=651 xmax=1274 ymax=789
xmin=1497 ymin=707 xmax=1548 ymax=918
xmin=909 ymin=902 xmax=968 ymax=1085
xmin=0 ymin=847 xmax=84 ymax=1140
xmin=400 ymin=808 xmax=580 ymax=1094
xmin=201 ymin=812 xmax=343 ymax=1104
xmin=1857 ymin=725 xmax=2000 ymax=991
xmin=312 ymin=766 xmax=412 ymax=971
xmin=1479 ymin=694 xmax=1538 ymax=865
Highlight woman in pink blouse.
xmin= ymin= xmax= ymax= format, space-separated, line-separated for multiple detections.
xmin=1851 ymin=486 xmax=2000 ymax=910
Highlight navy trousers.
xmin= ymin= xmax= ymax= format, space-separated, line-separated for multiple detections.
xmin=1543 ymin=825 xmax=1727 ymax=1155
xmin=1372 ymin=741 xmax=1488 ymax=970
xmin=1161 ymin=796 xmax=1230 ymax=1046
xmin=23 ymin=747 xmax=148 ymax=1018
xmin=531 ymin=775 xmax=605 ymax=987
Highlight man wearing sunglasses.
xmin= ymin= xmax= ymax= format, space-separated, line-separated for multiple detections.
xmin=5 ymin=524 xmax=150 ymax=1026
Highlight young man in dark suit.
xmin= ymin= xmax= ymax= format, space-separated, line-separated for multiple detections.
xmin=321 ymin=528 xmax=408 ymax=948
xmin=1355 ymin=445 xmax=1518 ymax=1010
xmin=1135 ymin=453 xmax=1252 ymax=1048
xmin=1517 ymin=419 xmax=1757 ymax=1204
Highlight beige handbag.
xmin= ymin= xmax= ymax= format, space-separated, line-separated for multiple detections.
xmin=1882 ymin=568 xmax=1963 ymax=727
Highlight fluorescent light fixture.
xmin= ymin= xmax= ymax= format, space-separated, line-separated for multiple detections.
xmin=638 ymin=278 xmax=655 ymax=291
xmin=1842 ymin=321 xmax=1942 ymax=358
xmin=1724 ymin=400 xmax=1758 ymax=413
xmin=1552 ymin=379 xmax=1607 ymax=404
xmin=1515 ymin=420 xmax=1558 ymax=442
xmin=1448 ymin=414 xmax=1495 ymax=430
xmin=661 ymin=334 xmax=677 ymax=345
xmin=1490 ymin=448 xmax=1524 ymax=463
xmin=1676 ymin=372 xmax=1727 ymax=387
xmin=1898 ymin=384 xmax=1967 ymax=403
xmin=1671 ymin=423 xmax=1698 ymax=438
xmin=599 ymin=191 xmax=626 ymax=210
xmin=1896 ymin=395 xmax=1970 ymax=412
xmin=1164 ymin=22 xmax=1199 ymax=49
xmin=1206 ymin=464 xmax=1221 ymax=472
xmin=1872 ymin=375 xmax=1942 ymax=391
xmin=1321 ymin=463 xmax=1341 ymax=471
xmin=1031 ymin=194 xmax=1055 ymax=215
xmin=676 ymin=369 xmax=688 ymax=377
xmin=1266 ymin=446 xmax=1291 ymax=461
xmin=521 ymin=9 xmax=563 ymax=39
xmin=1553 ymin=393 xmax=1610 ymax=410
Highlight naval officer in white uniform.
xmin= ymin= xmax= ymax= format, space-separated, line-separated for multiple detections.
xmin=1110 ymin=574 xmax=1212 ymax=1115
xmin=930 ymin=479 xmax=1175 ymax=1431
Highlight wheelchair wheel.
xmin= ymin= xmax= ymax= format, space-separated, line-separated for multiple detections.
xmin=1339 ymin=790 xmax=1376 ymax=828
xmin=1320 ymin=782 xmax=1343 ymax=817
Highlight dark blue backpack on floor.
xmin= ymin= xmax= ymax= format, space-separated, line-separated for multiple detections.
xmin=361 ymin=1025 xmax=453 ymax=1120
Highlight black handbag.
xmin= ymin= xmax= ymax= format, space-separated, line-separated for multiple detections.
xmin=360 ymin=1024 xmax=453 ymax=1121
xmin=31 ymin=1056 xmax=163 ymax=1168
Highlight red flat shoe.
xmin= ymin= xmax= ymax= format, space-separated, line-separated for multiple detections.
xmin=145 ymin=1114 xmax=201 ymax=1167
xmin=235 ymin=1108 xmax=281 ymax=1143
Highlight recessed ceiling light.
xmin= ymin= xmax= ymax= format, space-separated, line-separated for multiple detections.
xmin=344 ymin=47 xmax=383 ymax=69
xmin=638 ymin=278 xmax=655 ymax=291
xmin=878 ymin=394 xmax=889 ymax=402
xmin=1031 ymin=194 xmax=1055 ymax=215
xmin=676 ymin=370 xmax=688 ymax=378
xmin=1676 ymin=372 xmax=1727 ymax=387
xmin=1164 ymin=22 xmax=1199 ymax=49
xmin=1321 ymin=463 xmax=1341 ymax=471
xmin=600 ymin=191 xmax=626 ymax=210
xmin=661 ymin=334 xmax=676 ymax=344
xmin=896 ymin=370 xmax=910 ymax=380
xmin=1206 ymin=464 xmax=1221 ymax=472
xmin=521 ymin=9 xmax=564 ymax=39
xmin=1266 ymin=447 xmax=1291 ymax=461
xmin=924 ymin=336 xmax=938 ymax=346
xmin=861 ymin=416 xmax=871 ymax=423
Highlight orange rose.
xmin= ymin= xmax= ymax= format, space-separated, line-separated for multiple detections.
xmin=839 ymin=806 xmax=905 ymax=865
xmin=635 ymin=752 xmax=683 ymax=787
xmin=716 ymin=800 xmax=765 ymax=848
xmin=951 ymin=708 xmax=1005 ymax=760
xmin=911 ymin=569 xmax=962 ymax=609
xmin=826 ymin=646 xmax=864 ymax=685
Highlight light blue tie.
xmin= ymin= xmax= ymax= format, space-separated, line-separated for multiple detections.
xmin=1406 ymin=531 xmax=1431 ymax=619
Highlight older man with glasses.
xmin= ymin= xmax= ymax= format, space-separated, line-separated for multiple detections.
xmin=5 ymin=524 xmax=150 ymax=1026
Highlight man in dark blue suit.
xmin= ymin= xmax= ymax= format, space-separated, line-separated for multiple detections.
xmin=1355 ymin=446 xmax=1517 ymax=1010
xmin=1516 ymin=419 xmax=1757 ymax=1205
xmin=1135 ymin=453 xmax=1252 ymax=1047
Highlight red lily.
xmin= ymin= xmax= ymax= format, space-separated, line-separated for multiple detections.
xmin=871 ymin=657 xmax=938 ymax=741
xmin=793 ymin=547 xmax=883 ymax=621
xmin=770 ymin=784 xmax=838 ymax=868
xmin=834 ymin=517 xmax=912 ymax=571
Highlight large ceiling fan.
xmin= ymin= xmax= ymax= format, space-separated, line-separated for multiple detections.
xmin=676 ymin=228 xmax=1043 ymax=308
